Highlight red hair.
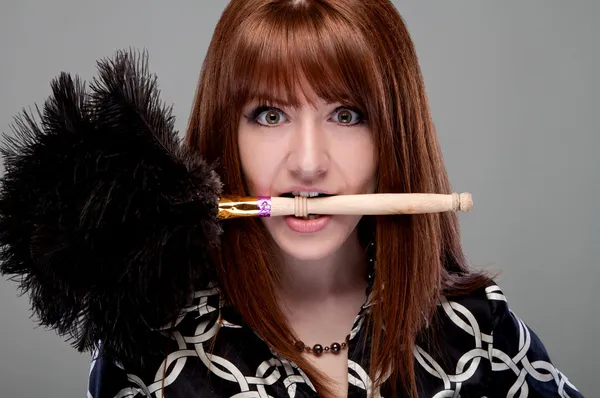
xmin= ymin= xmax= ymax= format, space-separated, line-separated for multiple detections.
xmin=185 ymin=1 xmax=491 ymax=396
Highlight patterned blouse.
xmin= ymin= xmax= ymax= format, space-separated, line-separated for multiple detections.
xmin=87 ymin=281 xmax=584 ymax=397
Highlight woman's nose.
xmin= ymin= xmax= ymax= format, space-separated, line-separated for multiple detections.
xmin=286 ymin=123 xmax=329 ymax=180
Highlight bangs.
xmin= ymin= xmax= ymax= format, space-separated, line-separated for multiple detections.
xmin=225 ymin=2 xmax=380 ymax=115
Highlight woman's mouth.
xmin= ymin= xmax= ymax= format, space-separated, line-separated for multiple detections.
xmin=280 ymin=191 xmax=334 ymax=199
xmin=279 ymin=192 xmax=333 ymax=231
xmin=284 ymin=214 xmax=331 ymax=233
xmin=280 ymin=191 xmax=333 ymax=220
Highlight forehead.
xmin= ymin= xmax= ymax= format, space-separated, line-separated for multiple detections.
xmin=243 ymin=81 xmax=341 ymax=109
xmin=224 ymin=10 xmax=380 ymax=113
xmin=238 ymin=73 xmax=360 ymax=114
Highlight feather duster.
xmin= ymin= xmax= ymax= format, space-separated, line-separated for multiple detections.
xmin=0 ymin=48 xmax=222 ymax=368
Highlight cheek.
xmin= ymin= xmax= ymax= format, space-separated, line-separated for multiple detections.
xmin=238 ymin=130 xmax=280 ymax=196
xmin=334 ymin=133 xmax=377 ymax=192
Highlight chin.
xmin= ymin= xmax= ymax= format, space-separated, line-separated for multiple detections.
xmin=261 ymin=215 xmax=361 ymax=261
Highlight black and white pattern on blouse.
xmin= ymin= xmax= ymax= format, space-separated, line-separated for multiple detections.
xmin=87 ymin=281 xmax=584 ymax=397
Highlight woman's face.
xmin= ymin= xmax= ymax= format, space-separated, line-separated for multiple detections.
xmin=238 ymin=87 xmax=377 ymax=261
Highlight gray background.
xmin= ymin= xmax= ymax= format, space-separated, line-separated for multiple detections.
xmin=0 ymin=1 xmax=598 ymax=397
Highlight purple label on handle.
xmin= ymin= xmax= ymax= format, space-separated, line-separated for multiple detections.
xmin=257 ymin=197 xmax=272 ymax=217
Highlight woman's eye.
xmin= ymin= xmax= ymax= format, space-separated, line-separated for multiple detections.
xmin=331 ymin=108 xmax=363 ymax=125
xmin=255 ymin=108 xmax=287 ymax=126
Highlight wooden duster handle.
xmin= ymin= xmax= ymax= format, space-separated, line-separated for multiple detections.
xmin=216 ymin=193 xmax=473 ymax=219
xmin=269 ymin=193 xmax=473 ymax=217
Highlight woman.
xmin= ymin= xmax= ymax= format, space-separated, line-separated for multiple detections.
xmin=88 ymin=0 xmax=583 ymax=397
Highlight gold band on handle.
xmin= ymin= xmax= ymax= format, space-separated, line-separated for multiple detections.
xmin=217 ymin=195 xmax=272 ymax=220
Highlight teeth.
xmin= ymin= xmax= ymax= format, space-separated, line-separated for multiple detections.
xmin=297 ymin=214 xmax=320 ymax=220
xmin=292 ymin=191 xmax=322 ymax=197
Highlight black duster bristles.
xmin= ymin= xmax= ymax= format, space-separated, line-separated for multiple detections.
xmin=0 ymin=48 xmax=223 ymax=368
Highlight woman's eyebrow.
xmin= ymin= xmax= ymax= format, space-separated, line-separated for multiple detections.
xmin=246 ymin=96 xmax=289 ymax=106
xmin=245 ymin=95 xmax=342 ymax=109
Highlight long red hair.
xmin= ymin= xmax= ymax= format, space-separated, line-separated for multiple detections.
xmin=185 ymin=1 xmax=490 ymax=396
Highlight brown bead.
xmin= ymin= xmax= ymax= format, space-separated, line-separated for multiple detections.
xmin=313 ymin=344 xmax=324 ymax=356
xmin=324 ymin=346 xmax=330 ymax=351
xmin=331 ymin=343 xmax=341 ymax=353
xmin=341 ymin=342 xmax=347 ymax=348
xmin=294 ymin=341 xmax=305 ymax=352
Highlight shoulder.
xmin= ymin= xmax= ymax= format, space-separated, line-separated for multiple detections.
xmin=87 ymin=283 xmax=223 ymax=397
xmin=417 ymin=281 xmax=584 ymax=397
xmin=435 ymin=281 xmax=513 ymax=345
xmin=86 ymin=282 xmax=308 ymax=397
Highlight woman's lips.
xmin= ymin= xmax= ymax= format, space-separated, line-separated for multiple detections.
xmin=284 ymin=215 xmax=331 ymax=233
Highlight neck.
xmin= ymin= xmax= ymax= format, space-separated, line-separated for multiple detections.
xmin=275 ymin=232 xmax=368 ymax=303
